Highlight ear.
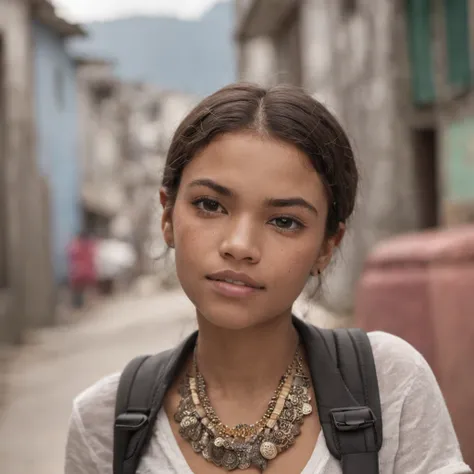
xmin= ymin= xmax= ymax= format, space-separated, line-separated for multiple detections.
xmin=311 ymin=223 xmax=345 ymax=275
xmin=160 ymin=188 xmax=175 ymax=248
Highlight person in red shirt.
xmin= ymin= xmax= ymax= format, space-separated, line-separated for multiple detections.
xmin=67 ymin=230 xmax=96 ymax=308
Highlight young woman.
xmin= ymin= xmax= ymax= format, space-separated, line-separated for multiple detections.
xmin=65 ymin=83 xmax=471 ymax=473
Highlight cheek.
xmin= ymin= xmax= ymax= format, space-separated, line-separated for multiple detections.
xmin=173 ymin=203 xmax=205 ymax=246
xmin=171 ymin=202 xmax=216 ymax=270
xmin=267 ymin=236 xmax=323 ymax=288
xmin=273 ymin=246 xmax=314 ymax=281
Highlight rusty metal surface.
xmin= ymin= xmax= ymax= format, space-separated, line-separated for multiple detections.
xmin=355 ymin=225 xmax=474 ymax=468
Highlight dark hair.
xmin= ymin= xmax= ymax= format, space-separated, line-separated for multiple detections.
xmin=162 ymin=83 xmax=358 ymax=237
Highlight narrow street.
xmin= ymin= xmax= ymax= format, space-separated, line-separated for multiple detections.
xmin=0 ymin=289 xmax=195 ymax=474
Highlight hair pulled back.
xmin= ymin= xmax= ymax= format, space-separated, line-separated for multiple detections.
xmin=162 ymin=83 xmax=358 ymax=237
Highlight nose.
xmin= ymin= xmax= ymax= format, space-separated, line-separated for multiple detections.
xmin=219 ymin=216 xmax=261 ymax=263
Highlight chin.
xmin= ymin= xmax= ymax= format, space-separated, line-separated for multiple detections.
xmin=202 ymin=313 xmax=260 ymax=331
xmin=195 ymin=300 xmax=265 ymax=331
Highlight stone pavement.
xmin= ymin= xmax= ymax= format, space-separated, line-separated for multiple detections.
xmin=0 ymin=288 xmax=345 ymax=474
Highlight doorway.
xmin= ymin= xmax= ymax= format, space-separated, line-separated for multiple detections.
xmin=412 ymin=127 xmax=439 ymax=228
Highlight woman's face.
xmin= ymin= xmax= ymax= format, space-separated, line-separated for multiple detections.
xmin=161 ymin=131 xmax=341 ymax=330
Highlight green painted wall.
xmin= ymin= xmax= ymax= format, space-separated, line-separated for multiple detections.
xmin=445 ymin=119 xmax=474 ymax=203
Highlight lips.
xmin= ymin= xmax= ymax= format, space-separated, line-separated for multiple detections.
xmin=206 ymin=270 xmax=265 ymax=290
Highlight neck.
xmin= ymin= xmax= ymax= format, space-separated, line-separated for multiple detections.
xmin=195 ymin=310 xmax=299 ymax=399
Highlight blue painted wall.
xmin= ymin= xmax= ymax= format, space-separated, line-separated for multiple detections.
xmin=32 ymin=21 xmax=81 ymax=282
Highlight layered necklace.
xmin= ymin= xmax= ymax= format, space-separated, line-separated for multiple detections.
xmin=174 ymin=343 xmax=313 ymax=471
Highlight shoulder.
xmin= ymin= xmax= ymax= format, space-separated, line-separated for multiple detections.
xmin=72 ymin=372 xmax=120 ymax=455
xmin=365 ymin=332 xmax=439 ymax=434
xmin=74 ymin=372 xmax=121 ymax=419
xmin=367 ymin=331 xmax=426 ymax=383
xmin=365 ymin=332 xmax=434 ymax=415
xmin=66 ymin=373 xmax=121 ymax=472
xmin=365 ymin=332 xmax=471 ymax=471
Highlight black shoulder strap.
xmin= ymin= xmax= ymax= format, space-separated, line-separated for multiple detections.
xmin=113 ymin=332 xmax=197 ymax=474
xmin=315 ymin=327 xmax=383 ymax=474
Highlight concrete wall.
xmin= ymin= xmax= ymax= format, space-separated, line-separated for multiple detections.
xmin=239 ymin=36 xmax=277 ymax=87
xmin=0 ymin=0 xmax=29 ymax=342
xmin=299 ymin=0 xmax=403 ymax=311
xmin=159 ymin=91 xmax=199 ymax=150
xmin=32 ymin=21 xmax=82 ymax=282
xmin=0 ymin=0 xmax=55 ymax=341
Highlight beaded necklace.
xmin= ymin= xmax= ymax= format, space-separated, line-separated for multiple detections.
xmin=174 ymin=344 xmax=313 ymax=471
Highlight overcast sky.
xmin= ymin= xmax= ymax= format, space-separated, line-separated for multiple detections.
xmin=53 ymin=0 xmax=223 ymax=22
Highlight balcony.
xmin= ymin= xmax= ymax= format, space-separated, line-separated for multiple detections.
xmin=235 ymin=0 xmax=298 ymax=39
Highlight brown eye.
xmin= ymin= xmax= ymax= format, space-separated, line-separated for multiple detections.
xmin=270 ymin=217 xmax=303 ymax=232
xmin=193 ymin=198 xmax=224 ymax=214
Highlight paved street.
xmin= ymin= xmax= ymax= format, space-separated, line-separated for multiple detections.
xmin=0 ymin=289 xmax=343 ymax=474
xmin=0 ymin=289 xmax=195 ymax=474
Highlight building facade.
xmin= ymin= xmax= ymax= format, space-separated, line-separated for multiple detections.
xmin=235 ymin=0 xmax=474 ymax=313
xmin=32 ymin=8 xmax=85 ymax=282
xmin=76 ymin=58 xmax=124 ymax=238
xmin=0 ymin=0 xmax=79 ymax=342
xmin=0 ymin=0 xmax=34 ymax=343
xmin=76 ymin=60 xmax=198 ymax=281
xmin=118 ymin=84 xmax=198 ymax=278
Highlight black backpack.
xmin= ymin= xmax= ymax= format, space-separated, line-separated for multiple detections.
xmin=113 ymin=317 xmax=383 ymax=474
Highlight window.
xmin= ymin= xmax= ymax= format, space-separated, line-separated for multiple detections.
xmin=444 ymin=0 xmax=471 ymax=89
xmin=54 ymin=68 xmax=65 ymax=110
xmin=406 ymin=0 xmax=436 ymax=105
xmin=148 ymin=102 xmax=161 ymax=121
xmin=341 ymin=0 xmax=357 ymax=17
xmin=92 ymin=83 xmax=114 ymax=105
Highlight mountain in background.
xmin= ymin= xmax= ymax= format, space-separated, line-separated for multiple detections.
xmin=69 ymin=1 xmax=236 ymax=97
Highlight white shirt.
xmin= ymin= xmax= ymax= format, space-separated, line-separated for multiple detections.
xmin=65 ymin=332 xmax=471 ymax=473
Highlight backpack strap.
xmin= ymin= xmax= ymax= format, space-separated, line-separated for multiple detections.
xmin=113 ymin=332 xmax=198 ymax=474
xmin=113 ymin=319 xmax=382 ymax=474
xmin=315 ymin=327 xmax=383 ymax=474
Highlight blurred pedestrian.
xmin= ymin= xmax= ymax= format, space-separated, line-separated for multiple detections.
xmin=67 ymin=230 xmax=96 ymax=309
xmin=65 ymin=84 xmax=471 ymax=473
xmin=94 ymin=238 xmax=137 ymax=295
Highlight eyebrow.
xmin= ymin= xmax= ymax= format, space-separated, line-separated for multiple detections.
xmin=189 ymin=178 xmax=232 ymax=196
xmin=188 ymin=178 xmax=319 ymax=216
